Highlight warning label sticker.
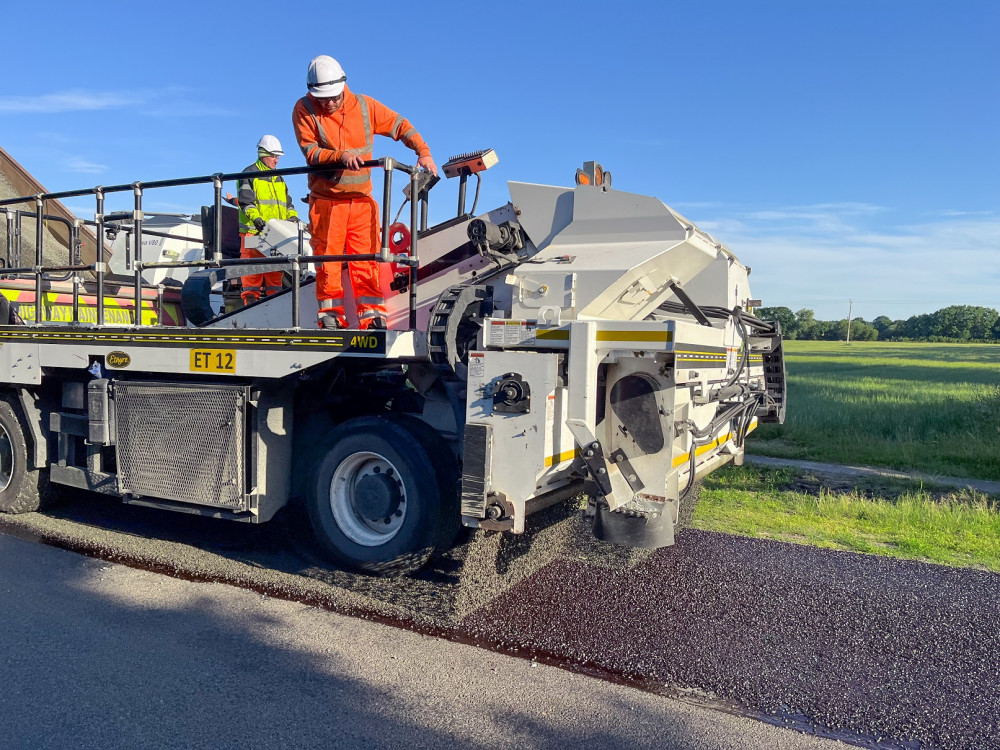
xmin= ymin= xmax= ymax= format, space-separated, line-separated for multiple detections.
xmin=469 ymin=352 xmax=485 ymax=378
xmin=489 ymin=320 xmax=536 ymax=346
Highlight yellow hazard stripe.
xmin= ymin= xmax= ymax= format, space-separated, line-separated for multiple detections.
xmin=676 ymin=349 xmax=726 ymax=357
xmin=535 ymin=328 xmax=569 ymax=340
xmin=0 ymin=328 xmax=383 ymax=350
xmin=534 ymin=328 xmax=674 ymax=343
xmin=544 ymin=448 xmax=578 ymax=467
xmin=672 ymin=418 xmax=758 ymax=468
xmin=597 ymin=330 xmax=673 ymax=342
xmin=672 ymin=433 xmax=732 ymax=467
xmin=545 ymin=418 xmax=758 ymax=470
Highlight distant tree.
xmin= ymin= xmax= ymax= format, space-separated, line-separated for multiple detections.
xmin=879 ymin=320 xmax=905 ymax=340
xmin=775 ymin=306 xmax=1000 ymax=342
xmin=927 ymin=305 xmax=999 ymax=341
xmin=900 ymin=313 xmax=933 ymax=340
xmin=872 ymin=315 xmax=893 ymax=335
xmin=848 ymin=318 xmax=879 ymax=341
xmin=824 ymin=319 xmax=849 ymax=340
xmin=757 ymin=306 xmax=797 ymax=337
xmin=794 ymin=309 xmax=817 ymax=339
xmin=969 ymin=307 xmax=998 ymax=340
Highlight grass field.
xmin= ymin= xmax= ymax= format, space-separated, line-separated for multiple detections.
xmin=694 ymin=341 xmax=1000 ymax=571
xmin=696 ymin=465 xmax=1000 ymax=572
xmin=748 ymin=341 xmax=1000 ymax=481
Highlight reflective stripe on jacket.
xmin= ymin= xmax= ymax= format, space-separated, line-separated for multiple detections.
xmin=292 ymin=86 xmax=430 ymax=199
xmin=237 ymin=160 xmax=298 ymax=233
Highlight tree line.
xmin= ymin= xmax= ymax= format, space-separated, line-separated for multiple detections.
xmin=756 ymin=305 xmax=1000 ymax=342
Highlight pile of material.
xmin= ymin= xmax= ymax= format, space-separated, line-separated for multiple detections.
xmin=0 ymin=146 xmax=102 ymax=267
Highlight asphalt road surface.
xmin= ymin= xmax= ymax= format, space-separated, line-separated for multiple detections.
xmin=1 ymin=491 xmax=997 ymax=749
xmin=0 ymin=534 xmax=844 ymax=750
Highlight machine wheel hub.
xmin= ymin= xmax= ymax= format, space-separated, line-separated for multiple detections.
xmin=354 ymin=472 xmax=402 ymax=522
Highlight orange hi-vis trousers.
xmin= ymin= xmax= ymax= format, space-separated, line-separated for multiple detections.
xmin=239 ymin=234 xmax=284 ymax=304
xmin=309 ymin=195 xmax=387 ymax=328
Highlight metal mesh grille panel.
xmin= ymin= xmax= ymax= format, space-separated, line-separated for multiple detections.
xmin=115 ymin=381 xmax=247 ymax=509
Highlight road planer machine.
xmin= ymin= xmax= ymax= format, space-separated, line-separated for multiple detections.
xmin=0 ymin=152 xmax=785 ymax=574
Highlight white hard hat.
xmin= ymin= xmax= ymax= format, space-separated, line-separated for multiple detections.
xmin=307 ymin=55 xmax=346 ymax=98
xmin=257 ymin=134 xmax=283 ymax=156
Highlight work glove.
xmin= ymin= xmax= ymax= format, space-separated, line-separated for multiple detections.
xmin=253 ymin=218 xmax=266 ymax=233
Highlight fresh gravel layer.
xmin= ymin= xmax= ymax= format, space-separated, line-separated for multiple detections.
xmin=2 ymin=493 xmax=997 ymax=749
xmin=462 ymin=529 xmax=1000 ymax=750
xmin=0 ymin=492 xmax=611 ymax=629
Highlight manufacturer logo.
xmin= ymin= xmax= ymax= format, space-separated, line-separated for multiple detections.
xmin=107 ymin=351 xmax=131 ymax=369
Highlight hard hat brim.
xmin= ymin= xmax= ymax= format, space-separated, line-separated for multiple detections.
xmin=307 ymin=75 xmax=346 ymax=98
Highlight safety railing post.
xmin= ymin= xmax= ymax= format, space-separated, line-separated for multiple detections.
xmin=212 ymin=175 xmax=223 ymax=263
xmin=71 ymin=219 xmax=81 ymax=323
xmin=292 ymin=221 xmax=306 ymax=330
xmin=290 ymin=257 xmax=301 ymax=330
xmin=409 ymin=170 xmax=419 ymax=330
xmin=380 ymin=158 xmax=394 ymax=262
xmin=34 ymin=196 xmax=44 ymax=325
xmin=4 ymin=211 xmax=13 ymax=270
xmin=132 ymin=183 xmax=143 ymax=326
xmin=95 ymin=188 xmax=105 ymax=327
xmin=14 ymin=212 xmax=22 ymax=269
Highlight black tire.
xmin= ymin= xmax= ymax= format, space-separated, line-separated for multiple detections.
xmin=305 ymin=415 xmax=458 ymax=575
xmin=388 ymin=414 xmax=461 ymax=552
xmin=0 ymin=397 xmax=51 ymax=514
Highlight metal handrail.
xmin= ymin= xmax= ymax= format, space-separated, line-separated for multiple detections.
xmin=0 ymin=158 xmax=423 ymax=330
xmin=0 ymin=209 xmax=79 ymax=275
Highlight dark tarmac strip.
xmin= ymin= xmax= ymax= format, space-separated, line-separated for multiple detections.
xmin=1 ymin=494 xmax=997 ymax=749
xmin=463 ymin=530 xmax=1000 ymax=750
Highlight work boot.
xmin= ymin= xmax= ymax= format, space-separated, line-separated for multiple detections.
xmin=318 ymin=314 xmax=347 ymax=330
xmin=366 ymin=317 xmax=387 ymax=330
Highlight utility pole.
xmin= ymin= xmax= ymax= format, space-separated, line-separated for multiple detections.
xmin=846 ymin=299 xmax=853 ymax=343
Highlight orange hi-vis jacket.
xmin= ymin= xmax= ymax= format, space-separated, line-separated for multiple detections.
xmin=292 ymin=87 xmax=431 ymax=199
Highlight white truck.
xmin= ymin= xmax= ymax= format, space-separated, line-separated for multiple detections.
xmin=0 ymin=153 xmax=785 ymax=574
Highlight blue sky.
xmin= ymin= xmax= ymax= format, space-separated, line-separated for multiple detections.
xmin=2 ymin=0 xmax=996 ymax=322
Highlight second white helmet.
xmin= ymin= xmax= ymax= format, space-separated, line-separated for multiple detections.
xmin=257 ymin=134 xmax=283 ymax=156
xmin=307 ymin=55 xmax=346 ymax=98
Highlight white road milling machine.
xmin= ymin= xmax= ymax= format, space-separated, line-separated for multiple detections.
xmin=0 ymin=153 xmax=786 ymax=574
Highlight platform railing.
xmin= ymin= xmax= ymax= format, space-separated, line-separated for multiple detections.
xmin=0 ymin=158 xmax=425 ymax=330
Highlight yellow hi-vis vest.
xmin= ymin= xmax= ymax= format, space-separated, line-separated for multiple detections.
xmin=237 ymin=160 xmax=298 ymax=233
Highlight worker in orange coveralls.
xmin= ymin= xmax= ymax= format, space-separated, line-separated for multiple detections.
xmin=292 ymin=55 xmax=437 ymax=329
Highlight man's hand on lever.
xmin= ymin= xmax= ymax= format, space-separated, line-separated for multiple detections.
xmin=418 ymin=155 xmax=437 ymax=176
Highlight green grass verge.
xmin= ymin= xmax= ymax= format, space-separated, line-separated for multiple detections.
xmin=696 ymin=466 xmax=1000 ymax=572
xmin=749 ymin=341 xmax=1000 ymax=481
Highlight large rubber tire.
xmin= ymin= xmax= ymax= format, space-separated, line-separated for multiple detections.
xmin=0 ymin=398 xmax=50 ymax=514
xmin=305 ymin=415 xmax=458 ymax=575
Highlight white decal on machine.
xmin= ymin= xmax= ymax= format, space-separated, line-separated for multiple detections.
xmin=469 ymin=352 xmax=485 ymax=378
